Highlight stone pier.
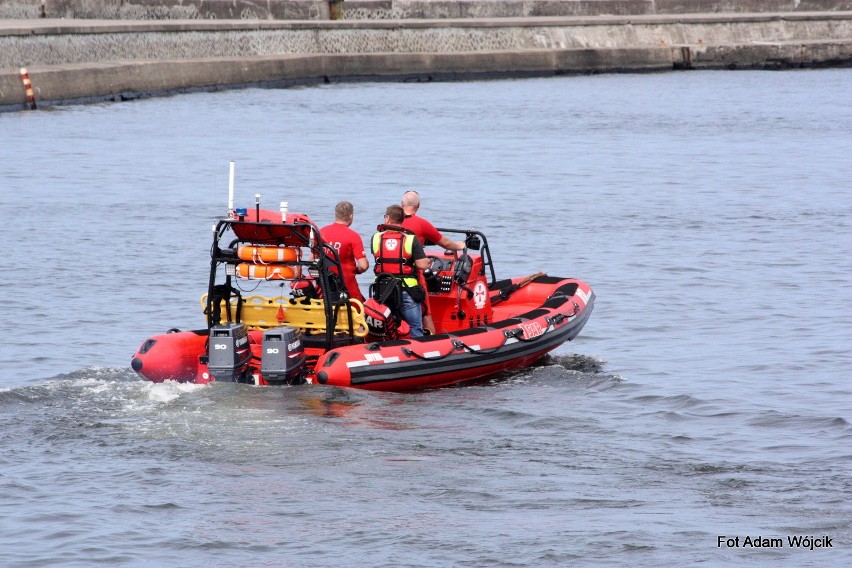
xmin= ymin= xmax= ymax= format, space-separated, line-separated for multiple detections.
xmin=1 ymin=1 xmax=851 ymax=110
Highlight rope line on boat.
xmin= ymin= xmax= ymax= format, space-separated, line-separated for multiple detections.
xmin=401 ymin=341 xmax=463 ymax=361
xmin=503 ymin=326 xmax=550 ymax=343
xmin=541 ymin=302 xmax=579 ymax=327
xmin=402 ymin=336 xmax=503 ymax=360
xmin=401 ymin=306 xmax=578 ymax=360
xmin=402 ymin=322 xmax=556 ymax=360
xmin=453 ymin=336 xmax=511 ymax=355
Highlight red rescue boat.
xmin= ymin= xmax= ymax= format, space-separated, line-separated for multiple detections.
xmin=131 ymin=199 xmax=594 ymax=391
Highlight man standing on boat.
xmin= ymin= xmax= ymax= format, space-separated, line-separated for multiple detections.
xmin=401 ymin=190 xmax=465 ymax=334
xmin=372 ymin=205 xmax=431 ymax=337
xmin=401 ymin=190 xmax=465 ymax=253
xmin=320 ymin=201 xmax=369 ymax=302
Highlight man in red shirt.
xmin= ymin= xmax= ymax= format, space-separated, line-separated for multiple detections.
xmin=401 ymin=190 xmax=466 ymax=252
xmin=401 ymin=190 xmax=465 ymax=334
xmin=320 ymin=201 xmax=369 ymax=302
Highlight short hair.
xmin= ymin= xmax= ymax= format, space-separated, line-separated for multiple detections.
xmin=401 ymin=190 xmax=420 ymax=209
xmin=385 ymin=204 xmax=405 ymax=224
xmin=334 ymin=201 xmax=354 ymax=220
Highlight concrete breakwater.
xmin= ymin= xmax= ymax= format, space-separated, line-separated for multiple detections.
xmin=4 ymin=1 xmax=852 ymax=20
xmin=1 ymin=1 xmax=852 ymax=110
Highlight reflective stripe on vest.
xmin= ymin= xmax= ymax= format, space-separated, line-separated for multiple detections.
xmin=372 ymin=230 xmax=419 ymax=287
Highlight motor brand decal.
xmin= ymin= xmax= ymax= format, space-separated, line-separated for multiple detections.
xmin=473 ymin=281 xmax=488 ymax=309
xmin=519 ymin=321 xmax=545 ymax=339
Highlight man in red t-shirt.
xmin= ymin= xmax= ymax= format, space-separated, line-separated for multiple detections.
xmin=320 ymin=201 xmax=369 ymax=302
xmin=401 ymin=190 xmax=465 ymax=334
xmin=401 ymin=191 xmax=465 ymax=252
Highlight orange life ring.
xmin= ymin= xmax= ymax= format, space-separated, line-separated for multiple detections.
xmin=237 ymin=245 xmax=299 ymax=263
xmin=236 ymin=263 xmax=298 ymax=280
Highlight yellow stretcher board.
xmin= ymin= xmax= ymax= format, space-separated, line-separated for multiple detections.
xmin=202 ymin=294 xmax=368 ymax=337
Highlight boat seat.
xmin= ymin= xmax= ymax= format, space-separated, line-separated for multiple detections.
xmin=515 ymin=308 xmax=549 ymax=320
xmin=449 ymin=327 xmax=487 ymax=337
xmin=491 ymin=303 xmax=542 ymax=322
xmin=413 ymin=332 xmax=452 ymax=343
xmin=201 ymin=294 xmax=368 ymax=337
xmin=484 ymin=317 xmax=524 ymax=329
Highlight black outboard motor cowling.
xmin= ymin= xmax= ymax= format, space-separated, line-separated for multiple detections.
xmin=207 ymin=323 xmax=252 ymax=382
xmin=261 ymin=327 xmax=306 ymax=385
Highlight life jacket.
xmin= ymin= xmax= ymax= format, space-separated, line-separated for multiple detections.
xmin=363 ymin=298 xmax=410 ymax=341
xmin=371 ymin=225 xmax=419 ymax=288
xmin=291 ymin=278 xmax=322 ymax=302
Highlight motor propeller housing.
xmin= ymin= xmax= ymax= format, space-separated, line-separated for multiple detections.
xmin=261 ymin=327 xmax=306 ymax=385
xmin=207 ymin=323 xmax=252 ymax=382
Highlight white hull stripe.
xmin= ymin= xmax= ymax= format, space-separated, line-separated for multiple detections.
xmin=347 ymin=354 xmax=401 ymax=368
xmin=343 ymin=322 xmax=560 ymax=370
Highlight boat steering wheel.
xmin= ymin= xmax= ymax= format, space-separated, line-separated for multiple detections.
xmin=425 ymin=255 xmax=444 ymax=273
xmin=425 ymin=255 xmax=451 ymax=281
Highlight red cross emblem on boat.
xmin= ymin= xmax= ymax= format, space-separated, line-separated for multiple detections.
xmin=473 ymin=281 xmax=488 ymax=309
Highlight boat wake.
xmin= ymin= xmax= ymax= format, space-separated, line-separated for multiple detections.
xmin=547 ymin=352 xmax=608 ymax=373
xmin=0 ymin=366 xmax=206 ymax=411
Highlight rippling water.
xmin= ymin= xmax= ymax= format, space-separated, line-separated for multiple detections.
xmin=1 ymin=69 xmax=850 ymax=566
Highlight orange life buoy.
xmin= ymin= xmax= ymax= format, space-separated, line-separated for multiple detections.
xmin=237 ymin=245 xmax=299 ymax=263
xmin=236 ymin=263 xmax=298 ymax=280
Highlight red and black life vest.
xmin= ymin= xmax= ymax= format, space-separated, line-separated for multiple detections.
xmin=371 ymin=225 xmax=418 ymax=287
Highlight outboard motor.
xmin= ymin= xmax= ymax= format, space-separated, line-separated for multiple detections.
xmin=261 ymin=326 xmax=306 ymax=385
xmin=207 ymin=323 xmax=252 ymax=382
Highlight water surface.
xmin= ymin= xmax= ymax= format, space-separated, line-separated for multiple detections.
xmin=1 ymin=69 xmax=850 ymax=566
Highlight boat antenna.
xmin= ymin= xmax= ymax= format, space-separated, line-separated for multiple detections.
xmin=228 ymin=160 xmax=235 ymax=212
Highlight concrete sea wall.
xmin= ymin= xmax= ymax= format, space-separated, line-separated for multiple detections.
xmin=1 ymin=1 xmax=851 ymax=110
xmin=4 ymin=1 xmax=852 ymax=20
